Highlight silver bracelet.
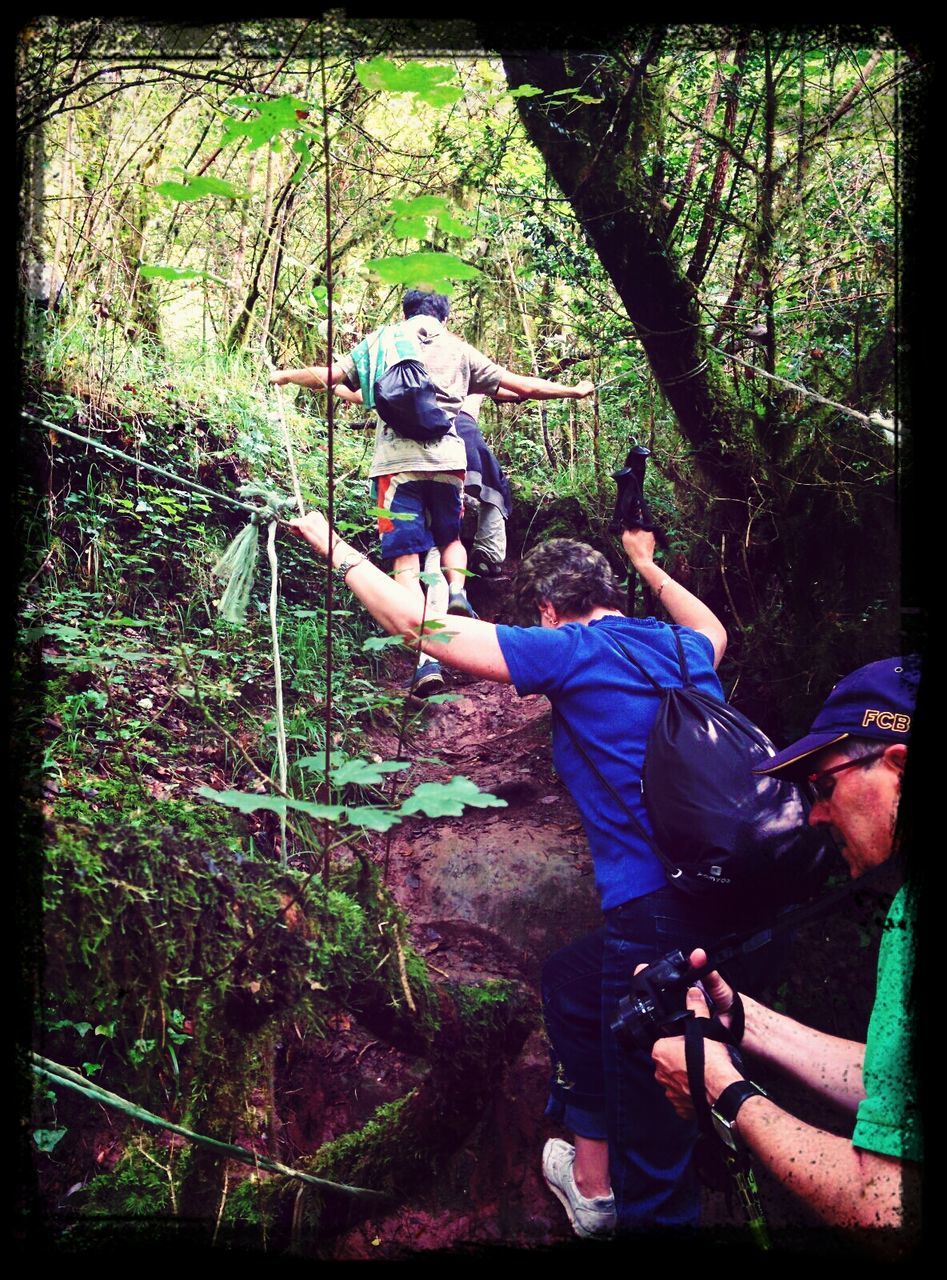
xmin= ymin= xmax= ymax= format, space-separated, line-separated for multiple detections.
xmin=334 ymin=553 xmax=367 ymax=584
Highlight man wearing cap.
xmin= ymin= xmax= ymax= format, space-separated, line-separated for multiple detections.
xmin=649 ymin=657 xmax=921 ymax=1237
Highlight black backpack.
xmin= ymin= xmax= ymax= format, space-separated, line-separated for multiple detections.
xmin=372 ymin=324 xmax=453 ymax=444
xmin=555 ymin=630 xmax=835 ymax=910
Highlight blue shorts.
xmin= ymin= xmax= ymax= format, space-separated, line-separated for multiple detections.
xmin=372 ymin=471 xmax=464 ymax=559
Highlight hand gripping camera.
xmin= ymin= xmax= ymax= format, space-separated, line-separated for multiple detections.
xmin=609 ymin=445 xmax=664 ymax=538
xmin=611 ymin=949 xmax=700 ymax=1051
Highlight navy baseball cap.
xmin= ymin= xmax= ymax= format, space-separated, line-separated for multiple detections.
xmin=755 ymin=656 xmax=919 ymax=778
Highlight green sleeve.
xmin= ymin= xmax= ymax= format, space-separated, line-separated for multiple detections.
xmin=851 ymin=886 xmax=922 ymax=1162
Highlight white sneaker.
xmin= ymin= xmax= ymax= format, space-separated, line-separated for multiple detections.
xmin=542 ymin=1138 xmax=617 ymax=1239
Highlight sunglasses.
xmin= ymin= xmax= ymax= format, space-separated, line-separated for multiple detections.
xmin=807 ymin=749 xmax=887 ymax=802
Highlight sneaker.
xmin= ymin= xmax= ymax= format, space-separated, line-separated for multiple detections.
xmin=542 ymin=1139 xmax=616 ymax=1239
xmin=409 ymin=660 xmax=445 ymax=698
xmin=447 ymin=591 xmax=479 ymax=619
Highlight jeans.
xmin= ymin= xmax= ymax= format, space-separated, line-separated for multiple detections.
xmin=541 ymin=885 xmax=752 ymax=1229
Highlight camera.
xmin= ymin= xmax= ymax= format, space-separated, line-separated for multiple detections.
xmin=611 ymin=948 xmax=697 ymax=1051
xmin=610 ymin=445 xmax=662 ymax=536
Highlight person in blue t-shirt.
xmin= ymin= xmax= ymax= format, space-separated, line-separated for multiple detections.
xmin=287 ymin=510 xmax=737 ymax=1236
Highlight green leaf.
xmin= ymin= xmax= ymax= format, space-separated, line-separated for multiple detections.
xmin=154 ymin=174 xmax=249 ymax=202
xmin=197 ymin=787 xmax=344 ymax=822
xmin=386 ymin=196 xmax=473 ymax=240
xmin=81 ymin=1062 xmax=103 ymax=1077
xmin=73 ymin=1021 xmax=92 ymax=1038
xmin=296 ymin=755 xmax=411 ymax=787
xmin=421 ymin=693 xmax=461 ymax=705
xmin=339 ymin=805 xmax=402 ymax=832
xmin=330 ymin=758 xmax=412 ymax=787
xmin=34 ymin=1128 xmax=67 ymax=1153
xmin=290 ymin=137 xmax=313 ymax=185
xmin=507 ymin=84 xmax=543 ymax=98
xmin=219 ymin=94 xmax=316 ymax=151
xmin=399 ymin=776 xmax=507 ymax=818
xmin=355 ymin=57 xmax=463 ymax=108
xmin=366 ymin=506 xmax=416 ymax=521
xmin=365 ymin=252 xmax=481 ymax=294
xmin=572 ymin=95 xmax=604 ymax=105
xmin=139 ymin=264 xmax=205 ymax=281
xmin=362 ymin=634 xmax=408 ymax=652
xmin=391 ymin=215 xmax=428 ymax=238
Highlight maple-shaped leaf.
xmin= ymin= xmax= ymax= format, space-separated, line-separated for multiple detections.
xmin=399 ymin=776 xmax=506 ymax=818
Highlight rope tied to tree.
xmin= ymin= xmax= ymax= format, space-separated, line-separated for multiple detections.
xmin=211 ymin=483 xmax=295 ymax=626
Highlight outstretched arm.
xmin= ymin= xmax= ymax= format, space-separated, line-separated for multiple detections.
xmin=270 ymin=363 xmax=349 ymax=389
xmin=621 ymin=530 xmax=727 ymax=666
xmin=288 ymin=512 xmax=511 ymax=683
xmin=650 ymin=977 xmax=913 ymax=1233
xmin=495 ymin=371 xmax=595 ymax=400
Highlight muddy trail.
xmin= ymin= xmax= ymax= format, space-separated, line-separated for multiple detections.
xmin=281 ymin=575 xmax=602 ymax=1258
xmin=285 ymin=572 xmax=895 ymax=1260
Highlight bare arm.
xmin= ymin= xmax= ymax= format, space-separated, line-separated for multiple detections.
xmin=650 ymin=978 xmax=913 ymax=1232
xmin=690 ymin=951 xmax=866 ymax=1110
xmin=622 ymin=529 xmax=727 ymax=667
xmin=495 ymin=371 xmax=595 ymax=400
xmin=332 ymin=384 xmax=364 ymax=405
xmin=270 ymin=363 xmax=349 ymax=389
xmin=287 ymin=512 xmax=511 ymax=682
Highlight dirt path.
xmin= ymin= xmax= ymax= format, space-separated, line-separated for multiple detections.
xmin=284 ymin=577 xmax=614 ymax=1257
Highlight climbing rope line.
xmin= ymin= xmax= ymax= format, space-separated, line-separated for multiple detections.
xmin=32 ymin=1053 xmax=386 ymax=1201
xmin=21 ymin=410 xmax=277 ymax=518
xmin=588 ymin=350 xmax=894 ymax=433
xmin=23 ymin=406 xmax=303 ymax=868
xmin=708 ymin=346 xmax=895 ymax=432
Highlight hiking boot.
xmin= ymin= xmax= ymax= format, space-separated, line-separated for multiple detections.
xmin=447 ymin=590 xmax=478 ymax=619
xmin=470 ymin=552 xmax=503 ymax=578
xmin=542 ymin=1139 xmax=616 ymax=1240
xmin=409 ymin=660 xmax=445 ymax=698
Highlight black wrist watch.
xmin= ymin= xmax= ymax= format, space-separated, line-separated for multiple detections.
xmin=710 ymin=1079 xmax=768 ymax=1151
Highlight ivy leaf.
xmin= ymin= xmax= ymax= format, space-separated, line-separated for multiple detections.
xmin=34 ymin=1128 xmax=68 ymax=1153
xmin=506 ymin=83 xmax=543 ymax=99
xmin=355 ymin=58 xmax=463 ymax=108
xmin=365 ymin=252 xmax=481 ymax=295
xmin=572 ymin=95 xmax=604 ymax=105
xmin=154 ymin=174 xmax=249 ymax=202
xmin=399 ymin=776 xmax=507 ymax=818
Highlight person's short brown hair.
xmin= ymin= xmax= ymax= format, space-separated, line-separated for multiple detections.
xmin=512 ymin=538 xmax=625 ymax=623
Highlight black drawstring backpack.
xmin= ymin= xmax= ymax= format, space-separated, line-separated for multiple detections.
xmin=555 ymin=630 xmax=836 ymax=911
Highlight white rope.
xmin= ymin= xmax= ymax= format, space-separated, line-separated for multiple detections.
xmin=266 ymin=519 xmax=289 ymax=866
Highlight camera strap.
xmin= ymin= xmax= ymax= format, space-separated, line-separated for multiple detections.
xmin=683 ymin=1014 xmax=773 ymax=1249
xmin=684 ymin=1011 xmax=739 ymax=1134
